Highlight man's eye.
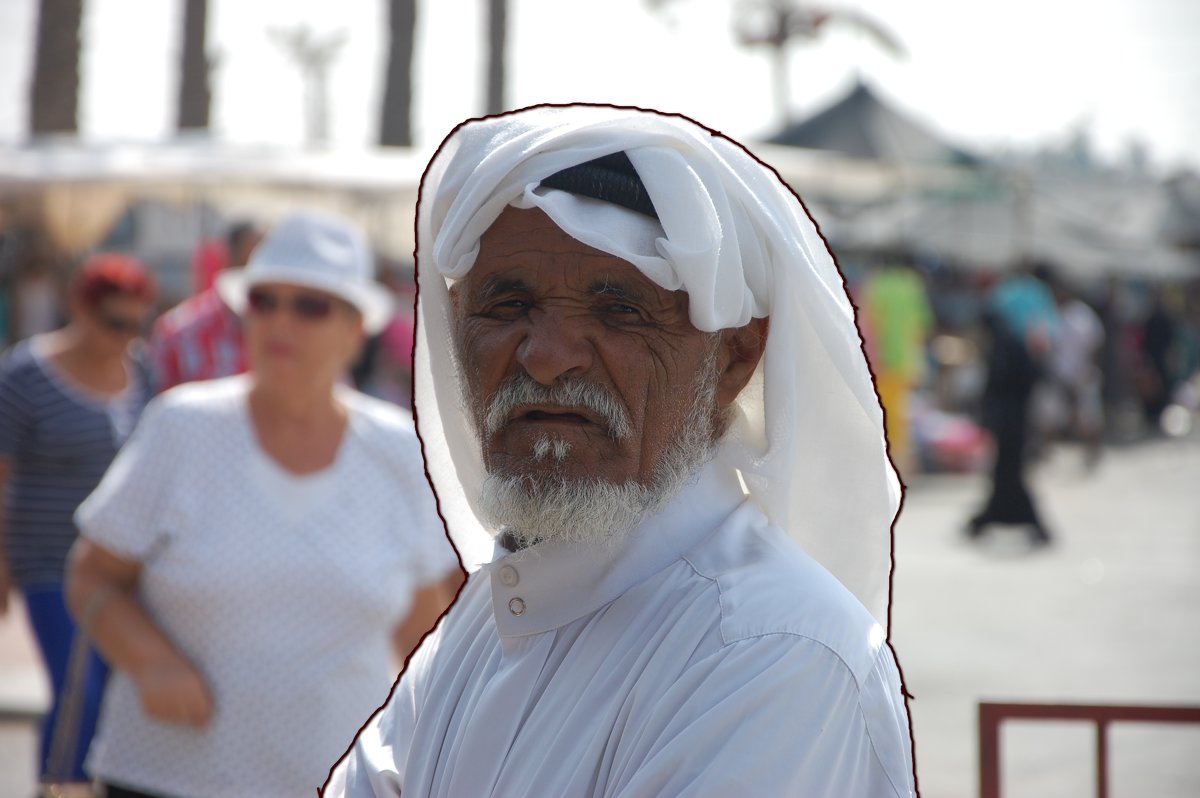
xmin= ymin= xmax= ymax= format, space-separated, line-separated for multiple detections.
xmin=484 ymin=298 xmax=530 ymax=316
xmin=605 ymin=303 xmax=640 ymax=315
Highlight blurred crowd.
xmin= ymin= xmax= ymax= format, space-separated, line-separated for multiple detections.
xmin=0 ymin=205 xmax=419 ymax=408
xmin=4 ymin=203 xmax=1196 ymax=462
xmin=0 ymin=196 xmax=1197 ymax=793
xmin=0 ymin=207 xmax=458 ymax=797
xmin=847 ymin=251 xmax=1200 ymax=481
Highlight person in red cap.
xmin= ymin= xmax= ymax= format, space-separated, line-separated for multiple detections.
xmin=0 ymin=252 xmax=157 ymax=789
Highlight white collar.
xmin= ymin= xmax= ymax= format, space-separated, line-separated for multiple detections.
xmin=482 ymin=462 xmax=747 ymax=639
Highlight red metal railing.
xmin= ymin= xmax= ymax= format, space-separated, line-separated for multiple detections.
xmin=978 ymin=701 xmax=1200 ymax=798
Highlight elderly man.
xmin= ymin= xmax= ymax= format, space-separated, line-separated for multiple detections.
xmin=327 ymin=105 xmax=915 ymax=796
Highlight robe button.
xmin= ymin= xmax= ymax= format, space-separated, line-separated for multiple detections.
xmin=508 ymin=597 xmax=526 ymax=616
xmin=499 ymin=565 xmax=519 ymax=587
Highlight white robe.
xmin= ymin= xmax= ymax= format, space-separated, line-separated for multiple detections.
xmin=328 ymin=463 xmax=915 ymax=797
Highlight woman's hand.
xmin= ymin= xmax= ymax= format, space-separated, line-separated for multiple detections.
xmin=133 ymin=651 xmax=215 ymax=729
xmin=0 ymin=558 xmax=12 ymax=617
xmin=391 ymin=567 xmax=467 ymax=667
xmin=0 ymin=457 xmax=13 ymax=618
xmin=67 ymin=538 xmax=215 ymax=729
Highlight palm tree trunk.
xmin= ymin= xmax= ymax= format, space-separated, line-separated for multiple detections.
xmin=380 ymin=0 xmax=417 ymax=147
xmin=176 ymin=0 xmax=211 ymax=132
xmin=484 ymin=0 xmax=507 ymax=115
xmin=29 ymin=0 xmax=83 ymax=137
xmin=771 ymin=44 xmax=790 ymax=126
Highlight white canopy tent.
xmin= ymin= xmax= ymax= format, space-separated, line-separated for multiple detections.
xmin=3 ymin=140 xmax=1193 ymax=298
xmin=0 ymin=142 xmax=428 ymax=301
xmin=814 ymin=171 xmax=1200 ymax=282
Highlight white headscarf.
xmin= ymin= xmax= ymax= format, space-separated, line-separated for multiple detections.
xmin=415 ymin=105 xmax=901 ymax=629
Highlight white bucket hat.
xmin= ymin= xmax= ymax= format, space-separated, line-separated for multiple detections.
xmin=216 ymin=210 xmax=394 ymax=333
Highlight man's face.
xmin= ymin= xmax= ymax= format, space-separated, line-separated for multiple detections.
xmin=452 ymin=206 xmax=724 ymax=487
xmin=78 ymin=294 xmax=155 ymax=357
xmin=230 ymin=229 xmax=264 ymax=268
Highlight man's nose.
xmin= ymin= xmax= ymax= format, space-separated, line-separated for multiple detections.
xmin=515 ymin=311 xmax=593 ymax=385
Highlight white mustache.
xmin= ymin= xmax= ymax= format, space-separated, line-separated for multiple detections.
xmin=483 ymin=374 xmax=632 ymax=440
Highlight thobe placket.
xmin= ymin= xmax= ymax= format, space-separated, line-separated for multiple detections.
xmin=443 ymin=465 xmax=748 ymax=796
xmin=441 ymin=628 xmax=555 ymax=796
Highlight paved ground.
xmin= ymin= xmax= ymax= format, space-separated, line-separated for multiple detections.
xmin=1 ymin=434 xmax=1197 ymax=797
xmin=0 ymin=592 xmax=46 ymax=798
xmin=892 ymin=433 xmax=1200 ymax=797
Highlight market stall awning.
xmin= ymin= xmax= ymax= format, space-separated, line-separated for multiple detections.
xmin=766 ymin=79 xmax=981 ymax=166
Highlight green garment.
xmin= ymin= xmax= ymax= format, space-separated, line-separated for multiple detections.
xmin=862 ymin=266 xmax=933 ymax=381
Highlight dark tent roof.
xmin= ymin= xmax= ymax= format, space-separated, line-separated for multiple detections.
xmin=767 ymin=80 xmax=981 ymax=166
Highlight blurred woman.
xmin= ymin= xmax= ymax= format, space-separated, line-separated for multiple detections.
xmin=966 ymin=301 xmax=1053 ymax=545
xmin=0 ymin=253 xmax=156 ymax=786
xmin=66 ymin=212 xmax=462 ymax=798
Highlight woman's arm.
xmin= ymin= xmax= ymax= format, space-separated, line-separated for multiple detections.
xmin=0 ymin=457 xmax=11 ymax=617
xmin=391 ymin=568 xmax=466 ymax=667
xmin=65 ymin=538 xmax=214 ymax=728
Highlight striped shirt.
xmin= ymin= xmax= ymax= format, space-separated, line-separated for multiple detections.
xmin=147 ymin=289 xmax=246 ymax=394
xmin=0 ymin=338 xmax=149 ymax=587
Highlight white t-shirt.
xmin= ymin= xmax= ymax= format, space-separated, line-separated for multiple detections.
xmin=1051 ymin=299 xmax=1104 ymax=386
xmin=329 ymin=462 xmax=915 ymax=797
xmin=76 ymin=375 xmax=460 ymax=798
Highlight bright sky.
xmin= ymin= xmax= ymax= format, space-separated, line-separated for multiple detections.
xmin=1 ymin=0 xmax=1198 ymax=172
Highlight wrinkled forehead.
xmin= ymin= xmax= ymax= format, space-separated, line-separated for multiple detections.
xmin=457 ymin=206 xmax=690 ymax=314
xmin=426 ymin=110 xmax=771 ymax=333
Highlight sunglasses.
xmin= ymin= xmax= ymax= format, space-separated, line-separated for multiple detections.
xmin=97 ymin=313 xmax=145 ymax=336
xmin=246 ymin=288 xmax=336 ymax=321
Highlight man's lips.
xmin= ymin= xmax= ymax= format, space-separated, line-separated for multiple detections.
xmin=506 ymin=406 xmax=601 ymax=428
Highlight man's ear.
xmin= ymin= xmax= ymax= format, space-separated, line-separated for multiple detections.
xmin=715 ymin=317 xmax=769 ymax=408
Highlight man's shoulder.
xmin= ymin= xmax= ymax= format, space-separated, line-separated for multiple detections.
xmin=1066 ymin=299 xmax=1103 ymax=329
xmin=152 ymin=290 xmax=233 ymax=339
xmin=684 ymin=502 xmax=884 ymax=684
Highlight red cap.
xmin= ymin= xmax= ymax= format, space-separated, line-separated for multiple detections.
xmin=71 ymin=252 xmax=157 ymax=307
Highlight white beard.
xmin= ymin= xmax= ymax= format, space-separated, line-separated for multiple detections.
xmin=475 ymin=339 xmax=725 ymax=550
